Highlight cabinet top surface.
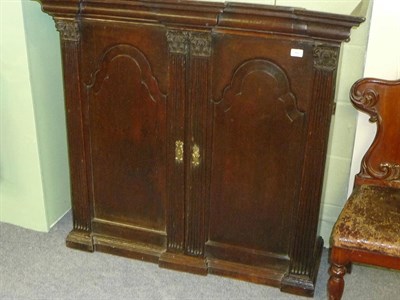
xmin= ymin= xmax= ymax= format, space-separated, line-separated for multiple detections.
xmin=40 ymin=0 xmax=365 ymax=42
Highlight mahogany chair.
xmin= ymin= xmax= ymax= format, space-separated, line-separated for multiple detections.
xmin=328 ymin=78 xmax=400 ymax=300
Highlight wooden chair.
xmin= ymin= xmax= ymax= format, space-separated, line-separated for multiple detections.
xmin=328 ymin=78 xmax=400 ymax=300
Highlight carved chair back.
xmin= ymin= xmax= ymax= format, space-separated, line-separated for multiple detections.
xmin=351 ymin=78 xmax=400 ymax=188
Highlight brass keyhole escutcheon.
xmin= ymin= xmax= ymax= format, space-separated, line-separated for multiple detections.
xmin=192 ymin=144 xmax=200 ymax=167
xmin=175 ymin=140 xmax=184 ymax=163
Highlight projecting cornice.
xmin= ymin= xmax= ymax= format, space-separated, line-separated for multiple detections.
xmin=39 ymin=0 xmax=365 ymax=43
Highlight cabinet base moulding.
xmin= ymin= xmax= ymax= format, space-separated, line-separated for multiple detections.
xmin=159 ymin=252 xmax=208 ymax=275
xmin=208 ymin=258 xmax=285 ymax=287
xmin=67 ymin=231 xmax=164 ymax=263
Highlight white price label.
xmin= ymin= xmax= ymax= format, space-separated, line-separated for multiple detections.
xmin=290 ymin=48 xmax=304 ymax=58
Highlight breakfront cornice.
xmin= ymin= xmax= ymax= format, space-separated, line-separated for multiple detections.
xmin=39 ymin=0 xmax=364 ymax=42
xmin=40 ymin=0 xmax=81 ymax=18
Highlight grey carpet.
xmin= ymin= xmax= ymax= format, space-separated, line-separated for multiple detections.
xmin=1 ymin=211 xmax=399 ymax=299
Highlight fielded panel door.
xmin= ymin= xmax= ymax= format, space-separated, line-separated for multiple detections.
xmin=207 ymin=32 xmax=314 ymax=269
xmin=80 ymin=21 xmax=171 ymax=251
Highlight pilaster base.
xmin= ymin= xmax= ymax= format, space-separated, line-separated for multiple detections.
xmin=281 ymin=237 xmax=324 ymax=297
xmin=66 ymin=230 xmax=94 ymax=252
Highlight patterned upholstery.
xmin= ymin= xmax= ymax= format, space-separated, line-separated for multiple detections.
xmin=332 ymin=185 xmax=400 ymax=256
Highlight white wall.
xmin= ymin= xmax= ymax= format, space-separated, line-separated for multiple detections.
xmin=22 ymin=0 xmax=71 ymax=229
xmin=0 ymin=0 xmax=69 ymax=231
xmin=348 ymin=0 xmax=400 ymax=192
xmin=0 ymin=0 xmax=47 ymax=231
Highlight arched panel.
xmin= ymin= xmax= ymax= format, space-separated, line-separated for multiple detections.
xmin=215 ymin=59 xmax=303 ymax=122
xmin=87 ymin=44 xmax=166 ymax=102
xmin=209 ymin=59 xmax=306 ymax=257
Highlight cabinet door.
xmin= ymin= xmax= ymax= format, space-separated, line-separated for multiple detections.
xmin=80 ymin=21 xmax=169 ymax=249
xmin=207 ymin=33 xmax=313 ymax=268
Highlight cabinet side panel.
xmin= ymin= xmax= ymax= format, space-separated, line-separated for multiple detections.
xmin=56 ymin=18 xmax=94 ymax=251
xmin=287 ymin=45 xmax=340 ymax=278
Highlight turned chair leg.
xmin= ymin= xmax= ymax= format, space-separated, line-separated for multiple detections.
xmin=328 ymin=262 xmax=347 ymax=300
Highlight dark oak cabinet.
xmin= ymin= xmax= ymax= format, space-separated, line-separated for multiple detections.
xmin=39 ymin=0 xmax=363 ymax=296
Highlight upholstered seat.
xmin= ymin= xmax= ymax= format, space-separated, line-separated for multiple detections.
xmin=332 ymin=185 xmax=400 ymax=256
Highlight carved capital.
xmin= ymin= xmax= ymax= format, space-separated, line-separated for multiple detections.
xmin=166 ymin=30 xmax=189 ymax=55
xmin=55 ymin=19 xmax=80 ymax=42
xmin=167 ymin=30 xmax=212 ymax=57
xmin=189 ymin=32 xmax=211 ymax=57
xmin=313 ymin=46 xmax=338 ymax=71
